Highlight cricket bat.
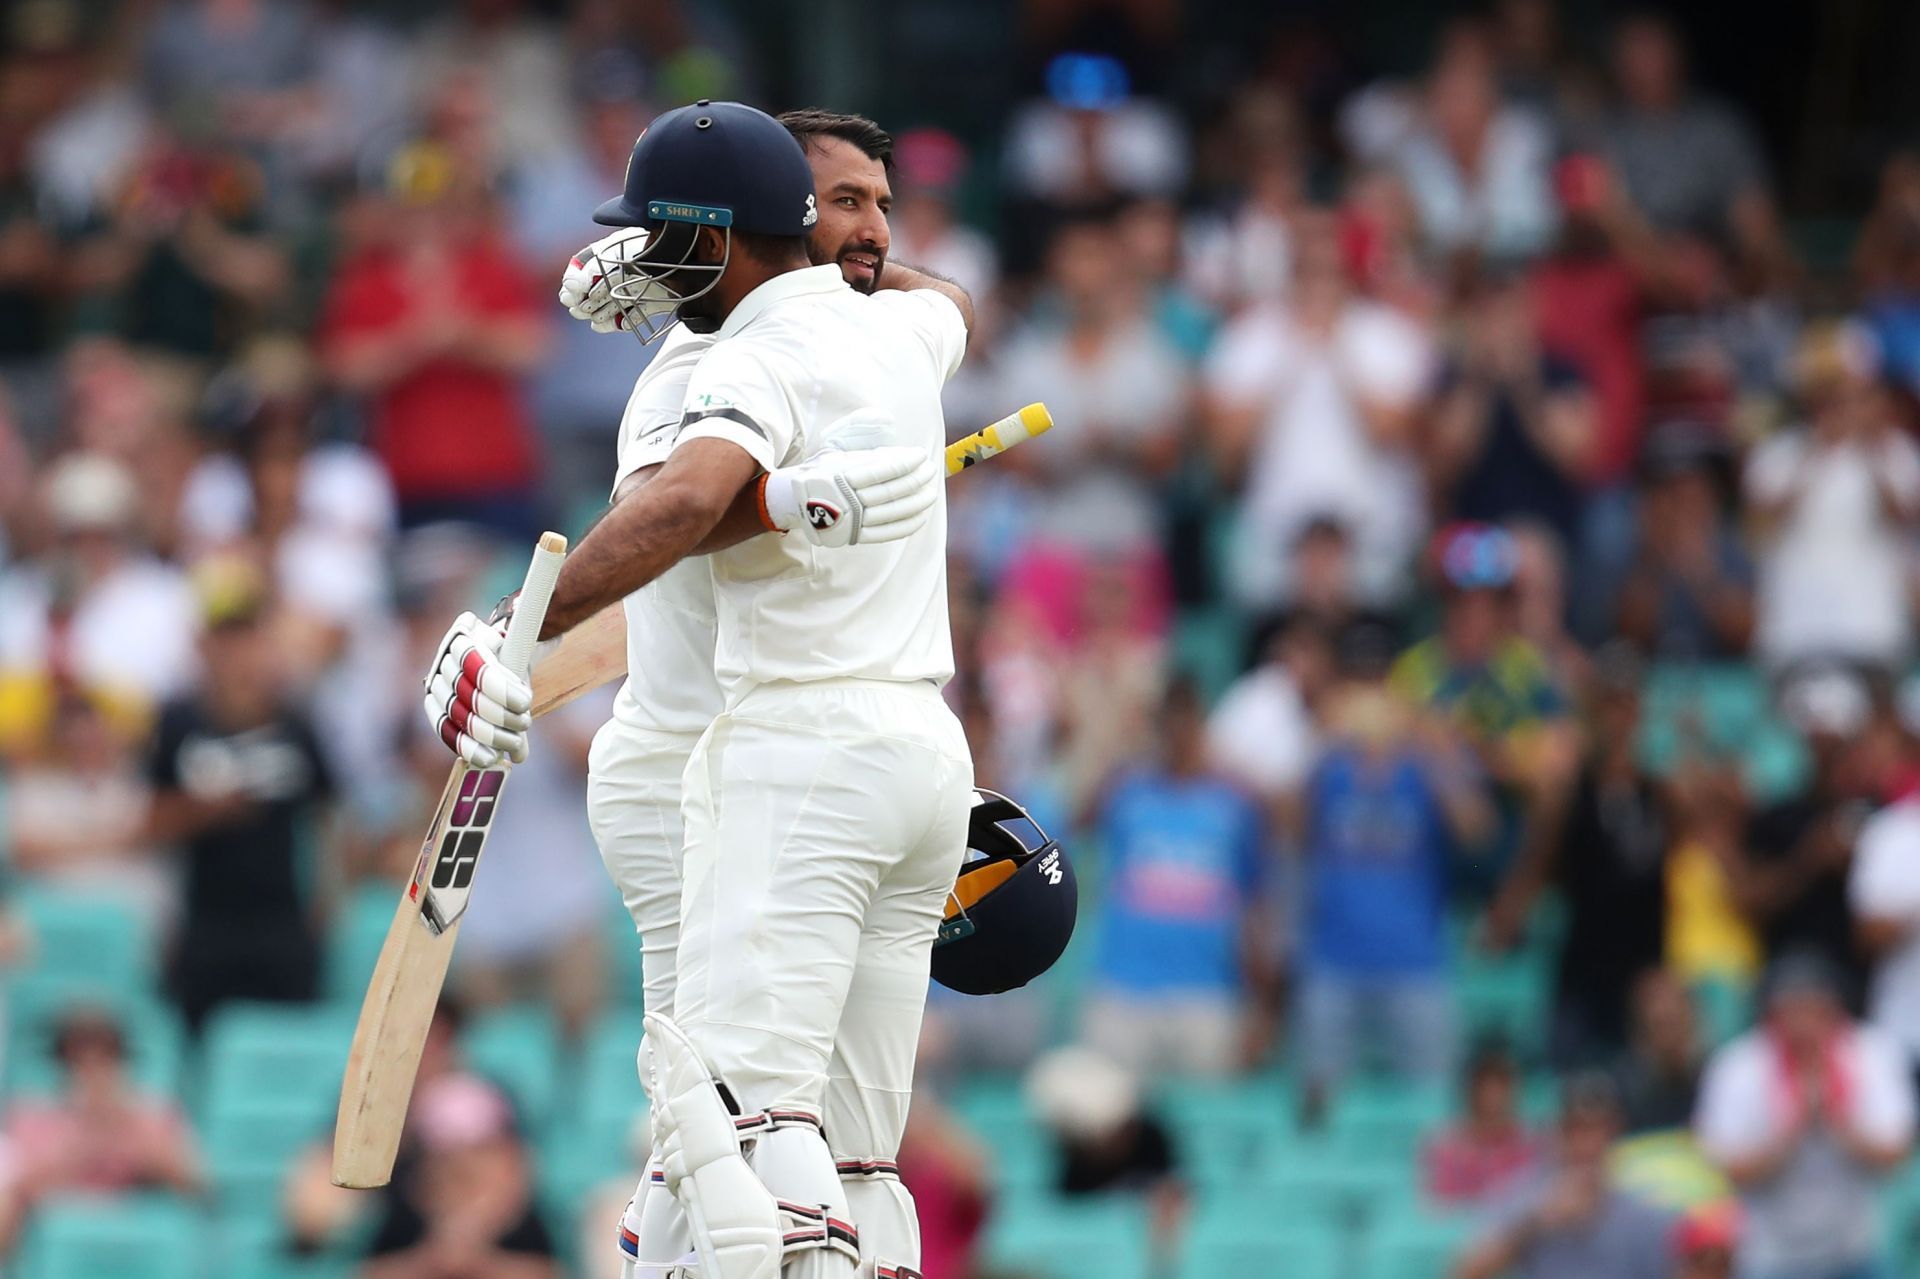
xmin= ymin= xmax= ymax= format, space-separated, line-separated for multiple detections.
xmin=332 ymin=531 xmax=568 ymax=1189
xmin=527 ymin=403 xmax=1056 ymax=720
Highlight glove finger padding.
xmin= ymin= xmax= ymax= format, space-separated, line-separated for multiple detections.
xmin=422 ymin=612 xmax=534 ymax=766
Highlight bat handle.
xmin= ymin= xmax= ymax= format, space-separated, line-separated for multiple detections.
xmin=500 ymin=531 xmax=569 ymax=676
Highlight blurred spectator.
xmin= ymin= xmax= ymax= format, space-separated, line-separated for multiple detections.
xmin=1206 ymin=616 xmax=1328 ymax=820
xmin=10 ymin=0 xmax=148 ymax=233
xmin=1614 ymin=969 xmax=1705 ymax=1134
xmin=1492 ymin=644 xmax=1668 ymax=1065
xmin=73 ymin=138 xmax=290 ymax=360
xmin=509 ymin=59 xmax=654 ymax=520
xmin=410 ymin=0 xmax=574 ymax=172
xmin=1392 ymin=524 xmax=1579 ymax=897
xmin=1612 ymin=426 xmax=1753 ymax=661
xmin=1694 ymin=954 xmax=1914 ymax=1279
xmin=1857 ymin=150 xmax=1920 ymax=398
xmin=1423 ymin=1034 xmax=1542 ymax=1209
xmin=992 ymin=205 xmax=1187 ymax=565
xmin=889 ymin=128 xmax=1000 ymax=308
xmin=319 ymin=143 xmax=548 ymax=537
xmin=1296 ymin=622 xmax=1493 ymax=1117
xmin=1184 ymin=143 xmax=1304 ymax=311
xmin=1745 ymin=322 xmax=1920 ymax=674
xmin=1026 ymin=1047 xmax=1184 ymax=1255
xmin=360 ymin=1074 xmax=558 ymax=1279
xmin=1664 ymin=761 xmax=1761 ymax=989
xmin=1670 ymin=1202 xmax=1741 ymax=1279
xmin=1205 ymin=209 xmax=1433 ymax=613
xmin=5 ymin=692 xmax=169 ymax=931
xmin=1393 ymin=41 xmax=1555 ymax=263
xmin=1850 ymin=783 xmax=1920 ymax=1083
xmin=896 ymin=1090 xmax=992 ymax=1279
xmin=1456 ymin=1072 xmax=1675 ymax=1279
xmin=1508 ymin=522 xmax=1588 ymax=691
xmin=1736 ymin=667 xmax=1878 ymax=1005
xmin=1530 ymin=155 xmax=1653 ymax=511
xmin=1003 ymin=53 xmax=1188 ymax=210
xmin=146 ymin=557 xmax=334 ymax=1031
xmin=1601 ymin=15 xmax=1774 ymax=243
xmin=0 ymin=1007 xmax=201 ymax=1250
xmin=179 ymin=336 xmax=401 ymax=800
xmin=1429 ymin=272 xmax=1595 ymax=552
xmin=0 ymin=452 xmax=198 ymax=707
xmin=1083 ymin=679 xmax=1272 ymax=1077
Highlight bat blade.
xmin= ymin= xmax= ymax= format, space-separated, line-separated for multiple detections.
xmin=331 ymin=531 xmax=567 ymax=1189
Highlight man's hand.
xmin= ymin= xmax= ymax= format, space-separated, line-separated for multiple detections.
xmin=558 ymin=230 xmax=650 ymax=334
xmin=757 ymin=445 xmax=937 ymax=548
xmin=422 ymin=613 xmax=534 ymax=769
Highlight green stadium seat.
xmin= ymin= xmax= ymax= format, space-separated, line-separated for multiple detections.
xmin=322 ymin=884 xmax=400 ymax=1004
xmin=1252 ymin=1150 xmax=1420 ymax=1227
xmin=3 ymin=984 xmax=185 ymax=1099
xmin=208 ymin=1213 xmax=355 ymax=1279
xmin=1173 ymin=608 xmax=1246 ymax=704
xmin=1356 ymin=1206 xmax=1478 ymax=1279
xmin=17 ymin=1193 xmax=201 ymax=1279
xmin=1155 ymin=1078 xmax=1292 ymax=1189
xmin=1177 ymin=1209 xmax=1342 ymax=1279
xmin=1455 ymin=959 xmax=1550 ymax=1058
xmin=464 ymin=1003 xmax=563 ymax=1132
xmin=1325 ymin=1081 xmax=1449 ymax=1161
xmin=199 ymin=1003 xmax=355 ymax=1119
xmin=550 ymin=1008 xmax=648 ymax=1204
xmin=983 ymin=1195 xmax=1153 ymax=1279
xmin=950 ymin=1077 xmax=1056 ymax=1193
xmin=198 ymin=1004 xmax=354 ymax=1220
xmin=10 ymin=887 xmax=152 ymax=996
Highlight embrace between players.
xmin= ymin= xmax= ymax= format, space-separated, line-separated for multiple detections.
xmin=417 ymin=103 xmax=1074 ymax=1279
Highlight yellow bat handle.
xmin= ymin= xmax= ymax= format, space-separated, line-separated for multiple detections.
xmin=946 ymin=402 xmax=1053 ymax=475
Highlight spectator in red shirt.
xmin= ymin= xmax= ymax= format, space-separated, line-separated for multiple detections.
xmin=1423 ymin=1034 xmax=1542 ymax=1208
xmin=320 ymin=141 xmax=548 ymax=536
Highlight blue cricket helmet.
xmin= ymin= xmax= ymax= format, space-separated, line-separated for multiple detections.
xmin=932 ymin=789 xmax=1078 ymax=996
xmin=595 ymin=99 xmax=817 ymax=236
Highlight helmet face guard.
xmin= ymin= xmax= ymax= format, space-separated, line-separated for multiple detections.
xmin=601 ymin=203 xmax=734 ymax=345
xmin=932 ymin=788 xmax=1078 ymax=995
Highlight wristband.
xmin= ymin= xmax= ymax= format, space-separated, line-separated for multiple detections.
xmin=755 ymin=473 xmax=784 ymax=533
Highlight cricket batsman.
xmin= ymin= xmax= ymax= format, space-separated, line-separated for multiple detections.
xmin=568 ymin=110 xmax=954 ymax=1279
xmin=422 ymin=100 xmax=974 ymax=1279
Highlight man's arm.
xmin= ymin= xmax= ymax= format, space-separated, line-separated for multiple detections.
xmin=877 ymin=260 xmax=974 ymax=336
xmin=610 ymin=462 xmax=769 ymax=556
xmin=542 ymin=438 xmax=758 ymax=638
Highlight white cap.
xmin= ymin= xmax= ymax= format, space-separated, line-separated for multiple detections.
xmin=1025 ymin=1045 xmax=1140 ymax=1141
xmin=44 ymin=452 xmax=138 ymax=533
xmin=1781 ymin=666 xmax=1871 ymax=738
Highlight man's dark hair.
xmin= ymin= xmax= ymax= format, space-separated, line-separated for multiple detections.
xmin=777 ymin=109 xmax=894 ymax=173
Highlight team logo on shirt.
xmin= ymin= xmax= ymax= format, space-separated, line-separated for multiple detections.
xmin=805 ymin=500 xmax=842 ymax=530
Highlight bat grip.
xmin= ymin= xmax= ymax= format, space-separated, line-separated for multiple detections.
xmin=500 ymin=532 xmax=568 ymax=677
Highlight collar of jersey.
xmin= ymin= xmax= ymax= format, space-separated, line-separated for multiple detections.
xmin=718 ymin=264 xmax=846 ymax=339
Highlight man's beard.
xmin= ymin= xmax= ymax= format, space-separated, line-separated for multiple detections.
xmin=831 ymin=242 xmax=885 ymax=294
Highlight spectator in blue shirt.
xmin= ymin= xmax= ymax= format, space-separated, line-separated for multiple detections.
xmin=1297 ymin=623 xmax=1495 ymax=1121
xmin=1083 ymin=678 xmax=1274 ymax=1078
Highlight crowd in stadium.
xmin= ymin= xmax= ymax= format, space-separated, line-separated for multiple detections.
xmin=2 ymin=0 xmax=1920 ymax=1276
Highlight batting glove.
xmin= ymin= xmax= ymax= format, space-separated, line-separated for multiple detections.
xmin=559 ymin=230 xmax=650 ymax=334
xmin=756 ymin=446 xmax=938 ymax=548
xmin=422 ymin=612 xmax=535 ymax=769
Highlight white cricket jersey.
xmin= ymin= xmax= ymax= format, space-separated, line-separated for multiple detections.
xmin=670 ymin=265 xmax=967 ymax=697
xmin=607 ymin=325 xmax=724 ymax=737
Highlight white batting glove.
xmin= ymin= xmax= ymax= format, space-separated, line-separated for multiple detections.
xmin=756 ymin=446 xmax=938 ymax=548
xmin=559 ymin=230 xmax=651 ymax=334
xmin=422 ymin=612 xmax=534 ymax=769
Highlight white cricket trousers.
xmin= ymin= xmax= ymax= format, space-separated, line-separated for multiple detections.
xmin=677 ymin=677 xmax=973 ymax=1158
xmin=587 ymin=720 xmax=699 ymax=1018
